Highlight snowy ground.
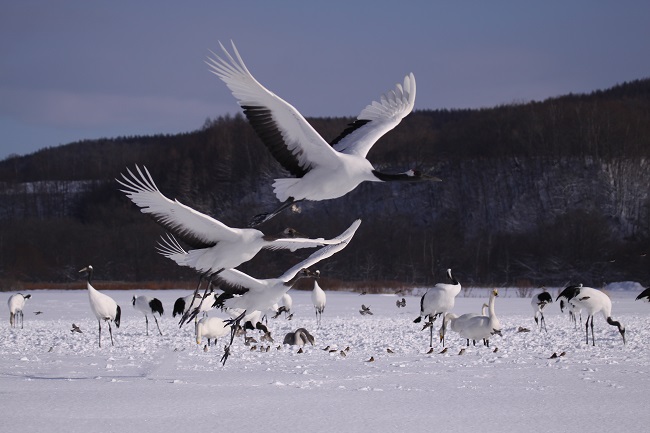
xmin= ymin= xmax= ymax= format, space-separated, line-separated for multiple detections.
xmin=1 ymin=286 xmax=648 ymax=432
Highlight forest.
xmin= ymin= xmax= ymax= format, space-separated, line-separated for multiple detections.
xmin=0 ymin=78 xmax=649 ymax=290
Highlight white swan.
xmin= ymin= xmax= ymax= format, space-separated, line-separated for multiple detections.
xmin=196 ymin=317 xmax=231 ymax=346
xmin=458 ymin=289 xmax=501 ymax=347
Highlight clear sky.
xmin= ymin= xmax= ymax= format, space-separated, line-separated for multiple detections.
xmin=1 ymin=0 xmax=649 ymax=160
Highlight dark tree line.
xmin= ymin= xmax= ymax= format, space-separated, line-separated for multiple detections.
xmin=0 ymin=78 xmax=649 ymax=288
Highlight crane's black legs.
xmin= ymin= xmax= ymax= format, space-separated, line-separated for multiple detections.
xmin=248 ymin=198 xmax=302 ymax=227
xmin=108 ymin=321 xmax=114 ymax=346
xmin=153 ymin=315 xmax=163 ymax=335
xmin=221 ymin=310 xmax=247 ymax=365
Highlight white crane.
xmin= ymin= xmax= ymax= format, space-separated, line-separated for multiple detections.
xmin=195 ymin=317 xmax=231 ymax=347
xmin=531 ymin=290 xmax=553 ymax=332
xmin=636 ymin=287 xmax=650 ymax=302
xmin=185 ymin=219 xmax=360 ymax=364
xmin=311 ymin=275 xmax=326 ymax=327
xmin=79 ymin=266 xmax=121 ymax=347
xmin=283 ymin=328 xmax=315 ymax=346
xmin=206 ymin=41 xmax=440 ymax=227
xmin=568 ymin=287 xmax=625 ymax=346
xmin=132 ymin=295 xmax=164 ymax=336
xmin=458 ymin=289 xmax=502 ymax=347
xmin=118 ymin=165 xmax=355 ymax=323
xmin=556 ymin=284 xmax=583 ymax=328
xmin=7 ymin=293 xmax=31 ymax=328
xmin=414 ymin=269 xmax=461 ymax=347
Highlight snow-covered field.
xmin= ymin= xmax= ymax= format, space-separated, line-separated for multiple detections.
xmin=1 ymin=287 xmax=649 ymax=432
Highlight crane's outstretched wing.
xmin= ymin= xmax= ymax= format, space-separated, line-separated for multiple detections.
xmin=331 ymin=73 xmax=416 ymax=158
xmin=279 ymin=219 xmax=361 ymax=281
xmin=210 ymin=219 xmax=361 ymax=294
xmin=206 ymin=41 xmax=342 ymax=177
xmin=117 ymin=165 xmax=243 ymax=248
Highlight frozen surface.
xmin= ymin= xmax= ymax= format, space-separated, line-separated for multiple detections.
xmin=1 ymin=287 xmax=648 ymax=432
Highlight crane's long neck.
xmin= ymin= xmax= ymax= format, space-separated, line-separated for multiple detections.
xmin=85 ymin=269 xmax=96 ymax=293
xmin=606 ymin=316 xmax=626 ymax=344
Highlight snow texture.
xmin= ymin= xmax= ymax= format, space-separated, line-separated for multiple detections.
xmin=1 ymin=287 xmax=648 ymax=432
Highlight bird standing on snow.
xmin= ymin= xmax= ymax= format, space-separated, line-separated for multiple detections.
xmin=556 ymin=284 xmax=583 ymax=329
xmin=311 ymin=274 xmax=326 ymax=327
xmin=568 ymin=287 xmax=625 ymax=346
xmin=79 ymin=266 xmax=121 ymax=347
xmin=206 ymin=41 xmax=440 ymax=227
xmin=439 ymin=303 xmax=489 ymax=346
xmin=414 ymin=269 xmax=462 ymax=347
xmin=283 ymin=328 xmax=315 ymax=346
xmin=531 ymin=289 xmax=553 ymax=332
xmin=7 ymin=293 xmax=31 ymax=328
xmin=458 ymin=289 xmax=502 ymax=348
xmin=132 ymin=295 xmax=164 ymax=336
xmin=195 ymin=317 xmax=231 ymax=347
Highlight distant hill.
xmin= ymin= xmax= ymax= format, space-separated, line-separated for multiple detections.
xmin=1 ymin=78 xmax=649 ymax=287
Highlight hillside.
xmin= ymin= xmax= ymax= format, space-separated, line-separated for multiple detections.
xmin=1 ymin=79 xmax=649 ymax=287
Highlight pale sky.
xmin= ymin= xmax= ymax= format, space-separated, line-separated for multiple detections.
xmin=1 ymin=0 xmax=649 ymax=159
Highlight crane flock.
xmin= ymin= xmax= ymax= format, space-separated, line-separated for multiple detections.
xmin=6 ymin=41 xmax=644 ymax=362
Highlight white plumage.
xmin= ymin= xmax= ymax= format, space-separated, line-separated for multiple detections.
xmin=132 ymin=295 xmax=164 ymax=336
xmin=568 ymin=287 xmax=625 ymax=346
xmin=7 ymin=293 xmax=31 ymax=329
xmin=414 ymin=269 xmax=461 ymax=347
xmin=118 ymin=165 xmax=348 ymax=275
xmin=278 ymin=293 xmax=293 ymax=318
xmin=79 ymin=266 xmax=121 ymax=347
xmin=458 ymin=289 xmax=502 ymax=347
xmin=311 ymin=278 xmax=326 ymax=327
xmin=196 ymin=219 xmax=360 ymax=364
xmin=440 ymin=303 xmax=488 ymax=344
xmin=195 ymin=317 xmax=231 ymax=346
xmin=206 ymin=41 xmax=439 ymax=226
